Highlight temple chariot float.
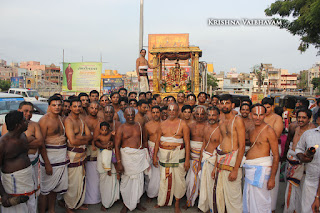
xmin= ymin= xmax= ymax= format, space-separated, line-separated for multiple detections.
xmin=149 ymin=46 xmax=202 ymax=98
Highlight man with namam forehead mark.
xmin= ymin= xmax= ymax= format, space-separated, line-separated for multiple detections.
xmin=153 ymin=103 xmax=190 ymax=213
xmin=213 ymin=94 xmax=245 ymax=213
xmin=184 ymin=105 xmax=207 ymax=209
xmin=198 ymin=106 xmax=221 ymax=213
xmin=114 ymin=107 xmax=149 ymax=213
xmin=242 ymin=104 xmax=279 ymax=213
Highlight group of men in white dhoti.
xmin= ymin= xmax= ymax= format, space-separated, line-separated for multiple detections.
xmin=2 ymin=88 xmax=320 ymax=213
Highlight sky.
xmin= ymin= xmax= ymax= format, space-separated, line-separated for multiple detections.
xmin=0 ymin=0 xmax=319 ymax=74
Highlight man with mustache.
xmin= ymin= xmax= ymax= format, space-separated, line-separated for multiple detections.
xmin=198 ymin=106 xmax=221 ymax=213
xmin=213 ymin=94 xmax=245 ymax=213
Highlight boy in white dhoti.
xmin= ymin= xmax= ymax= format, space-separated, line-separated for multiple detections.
xmin=243 ymin=104 xmax=279 ymax=213
xmin=95 ymin=121 xmax=120 ymax=211
xmin=198 ymin=106 xmax=221 ymax=213
xmin=115 ymin=107 xmax=149 ymax=213
xmin=153 ymin=103 xmax=190 ymax=213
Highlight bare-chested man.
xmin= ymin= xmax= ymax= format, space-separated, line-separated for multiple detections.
xmin=243 ymin=104 xmax=279 ymax=212
xmin=136 ymin=49 xmax=158 ymax=92
xmin=160 ymin=106 xmax=168 ymax=121
xmin=84 ymin=102 xmax=102 ymax=206
xmin=93 ymin=105 xmax=121 ymax=211
xmin=115 ymin=107 xmax=149 ymax=213
xmin=283 ymin=108 xmax=315 ymax=213
xmin=184 ymin=105 xmax=207 ymax=208
xmin=211 ymin=95 xmax=220 ymax=107
xmin=197 ymin=92 xmax=208 ymax=107
xmin=0 ymin=111 xmax=35 ymax=212
xmin=153 ymin=103 xmax=190 ymax=213
xmin=177 ymin=92 xmax=185 ymax=113
xmin=146 ymin=98 xmax=157 ymax=121
xmin=62 ymin=100 xmax=71 ymax=119
xmin=89 ymin=90 xmax=99 ymax=103
xmin=261 ymin=97 xmax=284 ymax=212
xmin=78 ymin=93 xmax=90 ymax=119
xmin=64 ymin=98 xmax=92 ymax=213
xmin=135 ymin=100 xmax=149 ymax=127
xmin=38 ymin=96 xmax=69 ymax=213
xmin=2 ymin=101 xmax=49 ymax=213
xmin=97 ymin=94 xmax=109 ymax=120
xmin=214 ymin=94 xmax=245 ymax=213
xmin=198 ymin=106 xmax=221 ymax=213
xmin=186 ymin=94 xmax=197 ymax=107
xmin=144 ymin=106 xmax=161 ymax=201
xmin=110 ymin=92 xmax=121 ymax=115
xmin=181 ymin=105 xmax=194 ymax=125
xmin=240 ymin=103 xmax=255 ymax=151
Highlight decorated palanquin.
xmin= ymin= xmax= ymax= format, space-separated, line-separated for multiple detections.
xmin=149 ymin=46 xmax=202 ymax=97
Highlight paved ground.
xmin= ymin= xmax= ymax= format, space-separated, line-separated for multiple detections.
xmin=55 ymin=182 xmax=286 ymax=212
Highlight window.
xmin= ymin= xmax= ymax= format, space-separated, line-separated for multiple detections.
xmin=21 ymin=92 xmax=27 ymax=97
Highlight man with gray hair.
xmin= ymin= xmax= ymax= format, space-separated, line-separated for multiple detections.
xmin=153 ymin=103 xmax=190 ymax=213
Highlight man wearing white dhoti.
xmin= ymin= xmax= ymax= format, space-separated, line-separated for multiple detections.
xmin=296 ymin=126 xmax=320 ymax=213
xmin=282 ymin=108 xmax=315 ymax=213
xmin=115 ymin=107 xmax=149 ymax=213
xmin=184 ymin=106 xmax=206 ymax=209
xmin=198 ymin=106 xmax=221 ymax=213
xmin=84 ymin=102 xmax=102 ymax=205
xmin=213 ymin=94 xmax=245 ymax=213
xmin=64 ymin=98 xmax=92 ymax=213
xmin=2 ymin=101 xmax=51 ymax=213
xmin=144 ymin=106 xmax=161 ymax=201
xmin=262 ymin=97 xmax=284 ymax=213
xmin=153 ymin=103 xmax=190 ymax=213
xmin=243 ymin=104 xmax=279 ymax=213
xmin=136 ymin=49 xmax=159 ymax=92
xmin=0 ymin=111 xmax=36 ymax=213
xmin=38 ymin=96 xmax=69 ymax=213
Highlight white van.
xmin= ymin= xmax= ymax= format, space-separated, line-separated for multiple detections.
xmin=8 ymin=88 xmax=47 ymax=102
xmin=0 ymin=93 xmax=43 ymax=134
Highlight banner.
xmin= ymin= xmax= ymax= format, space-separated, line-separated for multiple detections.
xmin=102 ymin=78 xmax=124 ymax=94
xmin=62 ymin=62 xmax=102 ymax=93
xmin=10 ymin=77 xmax=24 ymax=88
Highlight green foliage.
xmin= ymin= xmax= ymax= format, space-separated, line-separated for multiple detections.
xmin=265 ymin=0 xmax=320 ymax=54
xmin=297 ymin=71 xmax=308 ymax=90
xmin=252 ymin=64 xmax=265 ymax=92
xmin=311 ymin=77 xmax=320 ymax=89
xmin=207 ymin=74 xmax=218 ymax=88
xmin=0 ymin=80 xmax=11 ymax=91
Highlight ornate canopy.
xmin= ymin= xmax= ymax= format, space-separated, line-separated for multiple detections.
xmin=149 ymin=46 xmax=202 ymax=94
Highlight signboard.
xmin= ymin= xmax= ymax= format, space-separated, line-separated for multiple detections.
xmin=251 ymin=92 xmax=264 ymax=104
xmin=62 ymin=62 xmax=102 ymax=93
xmin=124 ymin=76 xmax=139 ymax=92
xmin=102 ymin=78 xmax=124 ymax=94
xmin=10 ymin=77 xmax=24 ymax=88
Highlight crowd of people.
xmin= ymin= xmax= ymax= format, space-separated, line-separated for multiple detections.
xmin=0 ymin=88 xmax=320 ymax=213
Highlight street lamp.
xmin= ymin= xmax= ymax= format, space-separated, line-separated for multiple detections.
xmin=139 ymin=0 xmax=144 ymax=53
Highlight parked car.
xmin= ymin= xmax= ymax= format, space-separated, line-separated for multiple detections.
xmin=0 ymin=93 xmax=43 ymax=134
xmin=8 ymin=88 xmax=47 ymax=102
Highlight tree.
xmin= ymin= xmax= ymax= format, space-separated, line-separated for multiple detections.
xmin=311 ymin=77 xmax=320 ymax=92
xmin=265 ymin=0 xmax=320 ymax=53
xmin=252 ymin=64 xmax=265 ymax=92
xmin=297 ymin=70 xmax=308 ymax=91
xmin=0 ymin=80 xmax=11 ymax=91
xmin=207 ymin=73 xmax=218 ymax=89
